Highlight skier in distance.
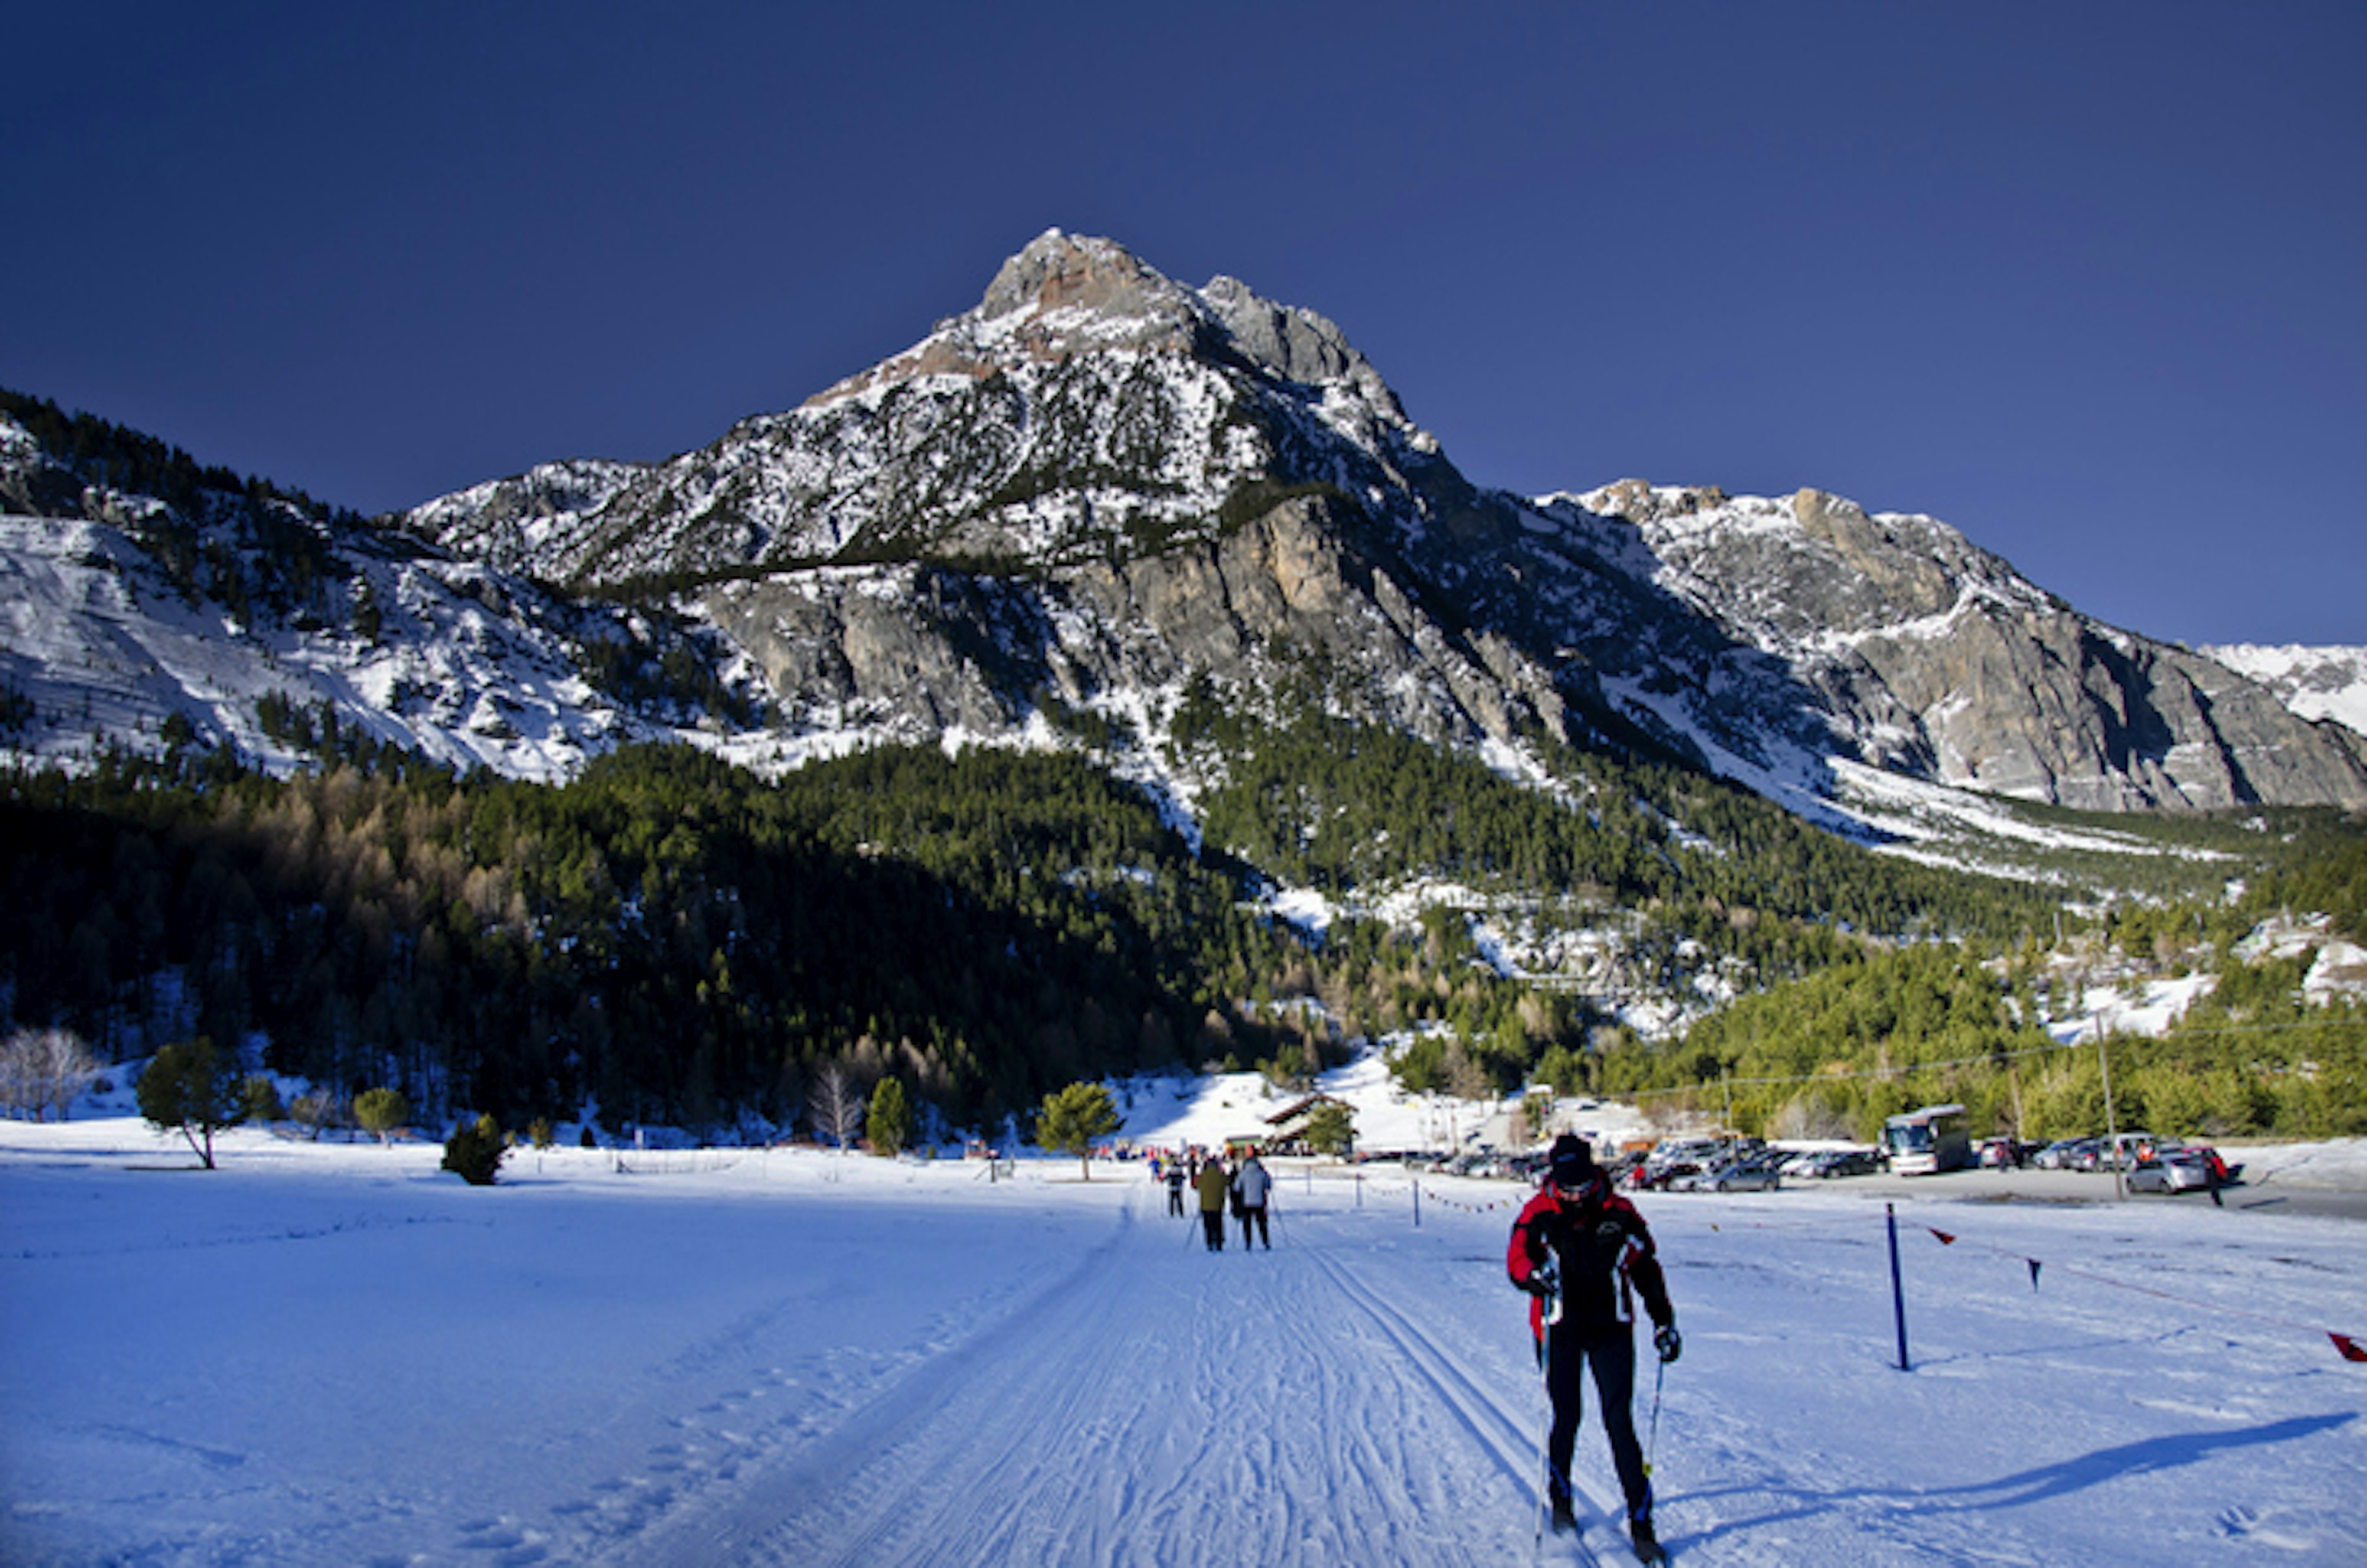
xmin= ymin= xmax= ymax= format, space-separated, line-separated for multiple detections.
xmin=1508 ymin=1133 xmax=1681 ymax=1562
xmin=1194 ymin=1151 xmax=1231 ymax=1252
xmin=1233 ymin=1147 xmax=1272 ymax=1250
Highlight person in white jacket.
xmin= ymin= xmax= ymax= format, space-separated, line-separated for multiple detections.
xmin=1233 ymin=1151 xmax=1272 ymax=1250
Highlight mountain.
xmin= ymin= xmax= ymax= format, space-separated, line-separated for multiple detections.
xmin=0 ymin=394 xmax=761 ymax=780
xmin=400 ymin=229 xmax=2367 ymax=822
xmin=2202 ymin=643 xmax=2367 ymax=744
xmin=7 ymin=232 xmax=2366 ymax=833
xmin=1541 ymin=483 xmax=2367 ymax=814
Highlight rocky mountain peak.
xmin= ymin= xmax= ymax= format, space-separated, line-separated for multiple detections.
xmin=975 ymin=229 xmax=1195 ymax=338
xmin=807 ymin=231 xmax=1409 ymax=427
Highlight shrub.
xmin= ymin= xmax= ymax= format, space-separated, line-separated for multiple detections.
xmin=441 ymin=1114 xmax=507 ymax=1186
xmin=242 ymin=1076 xmax=286 ymax=1124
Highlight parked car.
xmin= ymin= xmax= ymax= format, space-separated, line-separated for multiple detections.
xmin=2128 ymin=1150 xmax=2214 ymax=1194
xmin=1711 ymin=1154 xmax=1785 ymax=1192
xmin=2031 ymin=1139 xmax=2086 ymax=1170
xmin=2079 ymin=1132 xmax=2162 ymax=1171
xmin=1800 ymin=1148 xmax=1878 ymax=1178
xmin=2128 ymin=1146 xmax=2242 ymax=1194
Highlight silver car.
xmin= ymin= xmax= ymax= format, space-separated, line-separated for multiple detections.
xmin=1711 ymin=1156 xmax=1784 ymax=1192
xmin=2128 ymin=1151 xmax=2214 ymax=1194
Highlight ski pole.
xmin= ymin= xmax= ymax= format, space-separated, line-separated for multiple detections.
xmin=1644 ymin=1351 xmax=1665 ymax=1477
xmin=1532 ymin=1270 xmax=1560 ymax=1554
xmin=1534 ymin=1308 xmax=1553 ymax=1554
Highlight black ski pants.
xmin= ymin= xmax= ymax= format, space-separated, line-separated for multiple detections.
xmin=1200 ymin=1208 xmax=1225 ymax=1249
xmin=1238 ymin=1202 xmax=1269 ymax=1248
xmin=1537 ymin=1321 xmax=1651 ymax=1524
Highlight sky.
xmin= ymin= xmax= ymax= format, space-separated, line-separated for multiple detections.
xmin=5 ymin=0 xmax=2362 ymax=647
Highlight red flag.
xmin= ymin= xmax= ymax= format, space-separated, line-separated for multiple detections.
xmin=2334 ymin=1333 xmax=2367 ymax=1363
xmin=1928 ymin=1228 xmax=1956 ymax=1245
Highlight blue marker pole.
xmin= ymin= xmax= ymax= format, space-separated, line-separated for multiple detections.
xmin=1887 ymin=1201 xmax=1911 ymax=1371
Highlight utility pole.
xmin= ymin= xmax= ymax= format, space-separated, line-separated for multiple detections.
xmin=2098 ymin=1029 xmax=2125 ymax=1201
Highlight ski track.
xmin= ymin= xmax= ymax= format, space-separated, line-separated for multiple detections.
xmin=591 ymin=1184 xmax=1566 ymax=1568
xmin=8 ymin=1136 xmax=2365 ymax=1567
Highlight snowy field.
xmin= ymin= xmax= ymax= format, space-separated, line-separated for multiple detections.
xmin=4 ymin=1114 xmax=2364 ymax=1568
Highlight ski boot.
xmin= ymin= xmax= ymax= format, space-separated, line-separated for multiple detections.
xmin=1630 ymin=1513 xmax=1665 ymax=1564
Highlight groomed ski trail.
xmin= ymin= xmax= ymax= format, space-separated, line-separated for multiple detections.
xmin=618 ymin=1181 xmax=1569 ymax=1568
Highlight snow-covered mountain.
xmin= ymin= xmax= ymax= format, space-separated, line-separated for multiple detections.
xmin=9 ymin=229 xmax=2366 ymax=836
xmin=1540 ymin=482 xmax=2367 ymax=814
xmin=0 ymin=412 xmax=762 ymax=780
xmin=2202 ymin=643 xmax=2367 ymax=743
xmin=398 ymin=229 xmax=2367 ymax=819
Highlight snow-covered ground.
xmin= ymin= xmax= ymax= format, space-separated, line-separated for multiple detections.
xmin=6 ymin=1104 xmax=2363 ymax=1567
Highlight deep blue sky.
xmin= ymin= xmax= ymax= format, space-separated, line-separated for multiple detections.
xmin=7 ymin=1 xmax=2361 ymax=645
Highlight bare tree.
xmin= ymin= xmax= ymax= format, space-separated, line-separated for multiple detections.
xmin=807 ymin=1061 xmax=866 ymax=1154
xmin=1 ymin=1027 xmax=103 ymax=1122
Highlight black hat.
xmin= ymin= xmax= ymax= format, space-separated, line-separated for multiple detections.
xmin=1550 ymin=1134 xmax=1596 ymax=1188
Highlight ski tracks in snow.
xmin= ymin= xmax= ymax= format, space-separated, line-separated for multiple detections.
xmin=609 ymin=1184 xmax=1571 ymax=1568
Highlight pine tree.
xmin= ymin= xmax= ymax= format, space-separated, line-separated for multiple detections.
xmin=866 ymin=1077 xmax=912 ymax=1157
xmin=136 ymin=1038 xmax=245 ymax=1168
xmin=1037 ymin=1081 xmax=1120 ymax=1180
xmin=355 ymin=1087 xmax=411 ymax=1145
xmin=1302 ymin=1100 xmax=1355 ymax=1158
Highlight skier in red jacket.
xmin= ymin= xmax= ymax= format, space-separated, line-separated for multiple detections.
xmin=1508 ymin=1133 xmax=1680 ymax=1562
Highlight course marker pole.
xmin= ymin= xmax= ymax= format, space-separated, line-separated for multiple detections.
xmin=1887 ymin=1201 xmax=1911 ymax=1371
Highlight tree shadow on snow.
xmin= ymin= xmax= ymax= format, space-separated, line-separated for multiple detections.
xmin=1683 ymin=1411 xmax=2358 ymax=1540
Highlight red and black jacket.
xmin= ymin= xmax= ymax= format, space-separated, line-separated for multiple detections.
xmin=1506 ymin=1177 xmax=1673 ymax=1342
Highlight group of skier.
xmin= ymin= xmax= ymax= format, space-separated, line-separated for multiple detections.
xmin=1158 ymin=1148 xmax=1273 ymax=1251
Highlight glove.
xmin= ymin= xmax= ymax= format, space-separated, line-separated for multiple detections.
xmin=1654 ymin=1324 xmax=1682 ymax=1363
xmin=1522 ymin=1265 xmax=1559 ymax=1299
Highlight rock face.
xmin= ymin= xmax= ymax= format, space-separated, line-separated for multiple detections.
xmin=404 ymin=231 xmax=2367 ymax=817
xmin=1552 ymin=483 xmax=2367 ymax=812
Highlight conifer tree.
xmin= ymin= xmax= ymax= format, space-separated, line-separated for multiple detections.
xmin=866 ymin=1077 xmax=912 ymax=1157
xmin=1037 ymin=1081 xmax=1120 ymax=1180
xmin=440 ymin=1113 xmax=506 ymax=1185
xmin=355 ymin=1087 xmax=411 ymax=1145
xmin=1302 ymin=1100 xmax=1355 ymax=1159
xmin=137 ymin=1037 xmax=245 ymax=1168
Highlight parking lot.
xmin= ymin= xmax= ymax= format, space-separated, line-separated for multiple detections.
xmin=1756 ymin=1162 xmax=2367 ymax=1221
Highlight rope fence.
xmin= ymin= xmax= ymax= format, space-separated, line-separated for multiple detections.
xmin=1915 ymin=1219 xmax=2367 ymax=1365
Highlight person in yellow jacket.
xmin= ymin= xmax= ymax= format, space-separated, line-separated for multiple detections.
xmin=1194 ymin=1155 xmax=1231 ymax=1252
